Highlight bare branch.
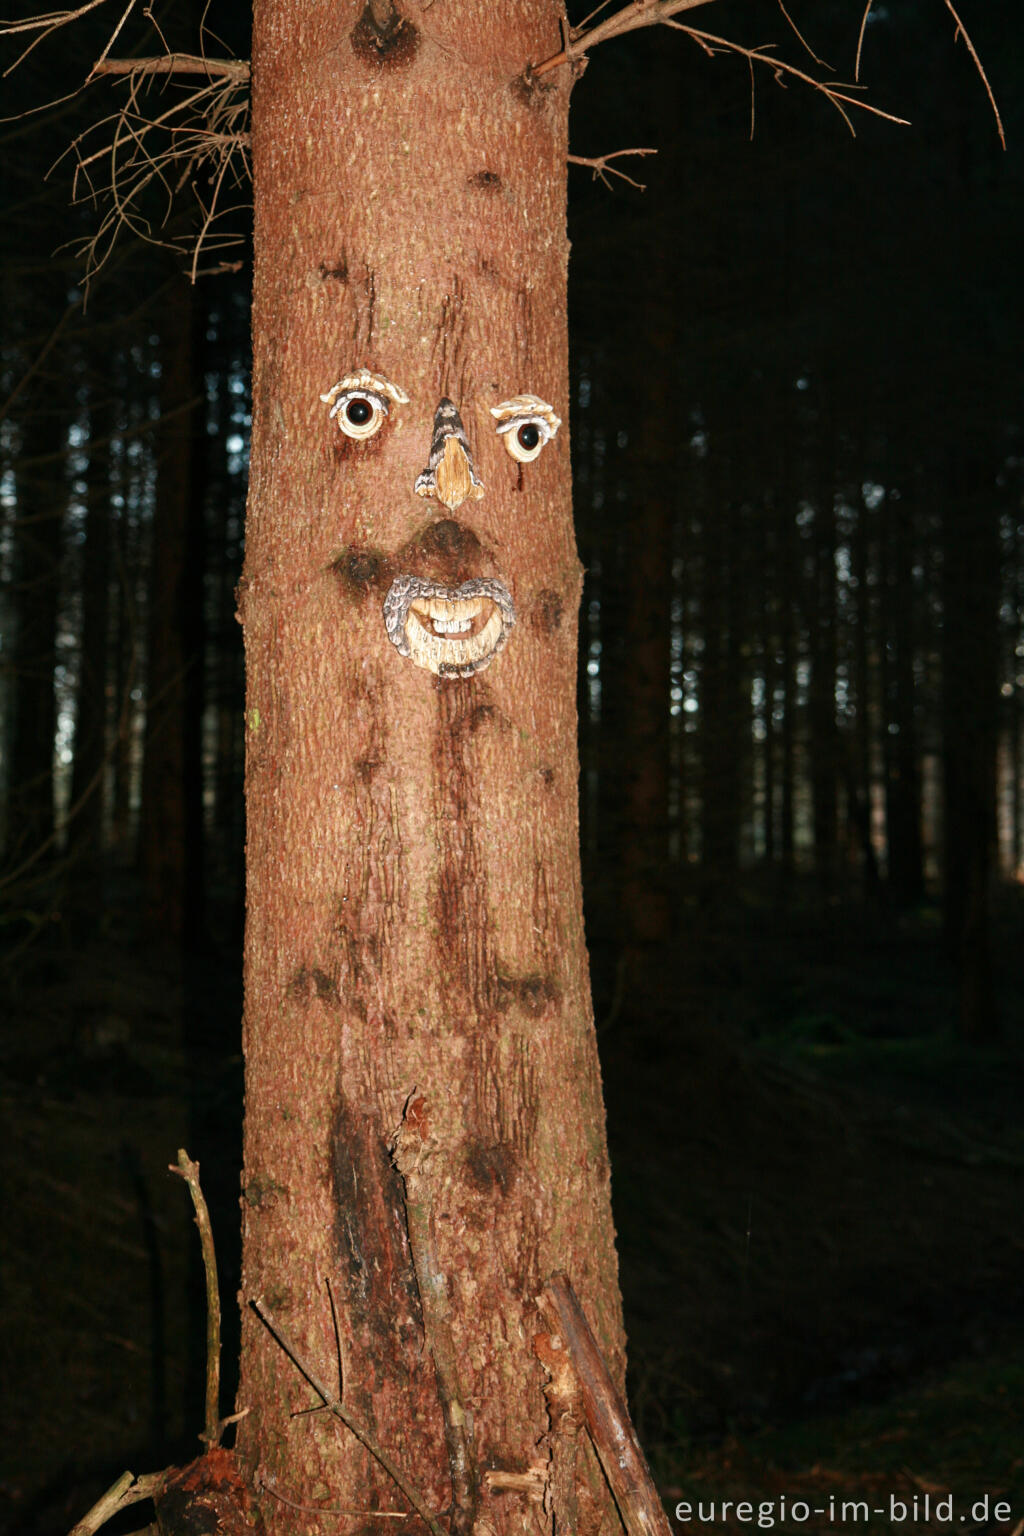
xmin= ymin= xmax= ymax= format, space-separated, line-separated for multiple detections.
xmin=90 ymin=54 xmax=249 ymax=78
xmin=568 ymin=146 xmax=656 ymax=190
xmin=942 ymin=0 xmax=1005 ymax=149
xmin=51 ymin=62 xmax=251 ymax=287
xmin=670 ymin=26 xmax=910 ymax=134
xmin=530 ymin=0 xmax=906 ymax=133
xmin=0 ymin=0 xmax=111 ymax=39
xmin=1 ymin=0 xmax=135 ymax=78
xmin=531 ymin=0 xmax=718 ymax=77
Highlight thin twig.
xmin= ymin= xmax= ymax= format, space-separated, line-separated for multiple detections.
xmin=169 ymin=1149 xmax=222 ymax=1447
xmin=89 ymin=0 xmax=136 ymax=75
xmin=775 ymin=0 xmax=830 ymax=69
xmin=51 ymin=60 xmax=251 ymax=284
xmin=250 ymin=1296 xmax=447 ymax=1536
xmin=854 ymin=0 xmax=873 ymax=82
xmin=942 ymin=0 xmax=1005 ymax=149
xmin=568 ymin=146 xmax=656 ymax=190
xmin=257 ymin=1476 xmax=415 ymax=1518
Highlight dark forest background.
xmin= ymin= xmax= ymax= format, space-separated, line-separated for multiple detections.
xmin=2 ymin=2 xmax=1023 ymax=1532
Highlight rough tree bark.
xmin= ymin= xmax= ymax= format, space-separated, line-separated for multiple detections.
xmin=236 ymin=3 xmax=624 ymax=1532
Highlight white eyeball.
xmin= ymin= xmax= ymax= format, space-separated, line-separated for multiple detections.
xmin=490 ymin=394 xmax=561 ymax=464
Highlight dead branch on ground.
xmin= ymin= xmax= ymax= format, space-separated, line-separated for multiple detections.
xmin=169 ymin=1149 xmax=225 ymax=1447
xmin=68 ymin=1470 xmax=167 ymax=1536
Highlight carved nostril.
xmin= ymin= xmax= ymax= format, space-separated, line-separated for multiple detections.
xmin=414 ymin=398 xmax=485 ymax=512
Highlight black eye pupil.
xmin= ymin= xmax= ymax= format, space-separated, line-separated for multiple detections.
xmin=346 ymin=398 xmax=373 ymax=425
xmin=517 ymin=422 xmax=540 ymax=450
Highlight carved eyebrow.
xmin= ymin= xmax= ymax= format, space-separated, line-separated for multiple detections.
xmin=489 ymin=394 xmax=561 ymax=434
xmin=319 ymin=368 xmax=410 ymax=408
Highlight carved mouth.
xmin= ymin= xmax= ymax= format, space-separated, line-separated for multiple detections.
xmin=384 ymin=576 xmax=516 ymax=678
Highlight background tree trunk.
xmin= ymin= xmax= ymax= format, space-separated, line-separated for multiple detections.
xmin=69 ymin=396 xmax=113 ymax=879
xmin=236 ymin=4 xmax=624 ymax=1531
xmin=8 ymin=397 xmax=64 ymax=864
xmin=138 ymin=275 xmax=205 ymax=945
xmin=941 ymin=449 xmax=1000 ymax=1042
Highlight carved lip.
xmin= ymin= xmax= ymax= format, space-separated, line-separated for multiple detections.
xmin=384 ymin=575 xmax=516 ymax=678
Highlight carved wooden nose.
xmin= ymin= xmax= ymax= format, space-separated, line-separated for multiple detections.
xmin=414 ymin=399 xmax=486 ymax=513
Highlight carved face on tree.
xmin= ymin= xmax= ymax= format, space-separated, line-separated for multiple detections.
xmin=321 ymin=368 xmax=561 ymax=679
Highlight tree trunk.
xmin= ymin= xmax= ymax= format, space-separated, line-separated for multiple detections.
xmin=881 ymin=489 xmax=924 ymax=906
xmin=236 ymin=5 xmax=624 ymax=1532
xmin=807 ymin=455 xmax=838 ymax=896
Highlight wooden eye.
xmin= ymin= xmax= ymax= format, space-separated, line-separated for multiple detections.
xmin=319 ymin=369 xmax=410 ymax=439
xmin=498 ymin=414 xmax=552 ymax=463
xmin=330 ymin=390 xmax=388 ymax=439
xmin=490 ymin=394 xmax=561 ymax=464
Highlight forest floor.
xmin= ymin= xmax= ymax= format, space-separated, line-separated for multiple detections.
xmin=2 ymin=881 xmax=1023 ymax=1536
